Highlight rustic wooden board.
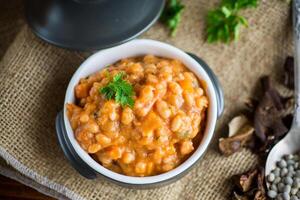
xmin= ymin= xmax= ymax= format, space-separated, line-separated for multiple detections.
xmin=0 ymin=175 xmax=55 ymax=200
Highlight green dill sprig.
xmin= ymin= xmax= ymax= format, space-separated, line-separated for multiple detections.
xmin=100 ymin=72 xmax=135 ymax=108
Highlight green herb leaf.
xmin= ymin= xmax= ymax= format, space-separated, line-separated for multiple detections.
xmin=206 ymin=0 xmax=258 ymax=43
xmin=160 ymin=0 xmax=185 ymax=36
xmin=221 ymin=6 xmax=232 ymax=18
xmin=100 ymin=72 xmax=135 ymax=108
xmin=221 ymin=0 xmax=258 ymax=10
xmin=233 ymin=23 xmax=241 ymax=41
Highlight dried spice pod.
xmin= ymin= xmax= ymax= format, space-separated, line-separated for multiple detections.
xmin=254 ymin=76 xmax=288 ymax=142
xmin=228 ymin=115 xmax=251 ymax=137
xmin=253 ymin=191 xmax=266 ymax=200
xmin=219 ymin=125 xmax=254 ymax=156
xmin=283 ymin=56 xmax=294 ymax=89
xmin=231 ymin=167 xmax=267 ymax=200
xmin=232 ymin=169 xmax=258 ymax=192
xmin=219 ymin=115 xmax=255 ymax=156
xmin=254 ymin=167 xmax=266 ymax=200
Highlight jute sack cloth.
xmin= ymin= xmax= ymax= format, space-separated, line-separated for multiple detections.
xmin=0 ymin=0 xmax=293 ymax=199
xmin=0 ymin=1 xmax=67 ymax=199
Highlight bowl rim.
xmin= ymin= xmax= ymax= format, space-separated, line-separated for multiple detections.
xmin=63 ymin=39 xmax=218 ymax=184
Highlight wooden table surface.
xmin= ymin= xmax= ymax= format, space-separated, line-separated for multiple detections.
xmin=0 ymin=175 xmax=55 ymax=200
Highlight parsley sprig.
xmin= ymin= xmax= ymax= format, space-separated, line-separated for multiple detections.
xmin=100 ymin=72 xmax=135 ymax=108
xmin=160 ymin=0 xmax=185 ymax=36
xmin=206 ymin=0 xmax=258 ymax=43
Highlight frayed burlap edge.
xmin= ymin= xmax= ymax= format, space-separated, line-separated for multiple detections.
xmin=0 ymin=146 xmax=84 ymax=200
xmin=0 ymin=164 xmax=69 ymax=200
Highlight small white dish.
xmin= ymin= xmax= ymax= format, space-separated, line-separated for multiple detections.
xmin=58 ymin=39 xmax=223 ymax=187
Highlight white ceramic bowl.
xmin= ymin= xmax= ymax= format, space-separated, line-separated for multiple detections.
xmin=62 ymin=39 xmax=219 ymax=186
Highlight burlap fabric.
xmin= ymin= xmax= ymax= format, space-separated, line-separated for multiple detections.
xmin=0 ymin=0 xmax=293 ymax=199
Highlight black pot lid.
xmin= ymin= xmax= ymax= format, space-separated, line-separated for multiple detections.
xmin=25 ymin=0 xmax=165 ymax=51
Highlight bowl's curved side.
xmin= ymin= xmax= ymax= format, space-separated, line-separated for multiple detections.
xmin=187 ymin=53 xmax=224 ymax=117
xmin=62 ymin=39 xmax=218 ymax=185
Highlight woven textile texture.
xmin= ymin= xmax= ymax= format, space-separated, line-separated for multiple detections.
xmin=0 ymin=0 xmax=293 ymax=199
